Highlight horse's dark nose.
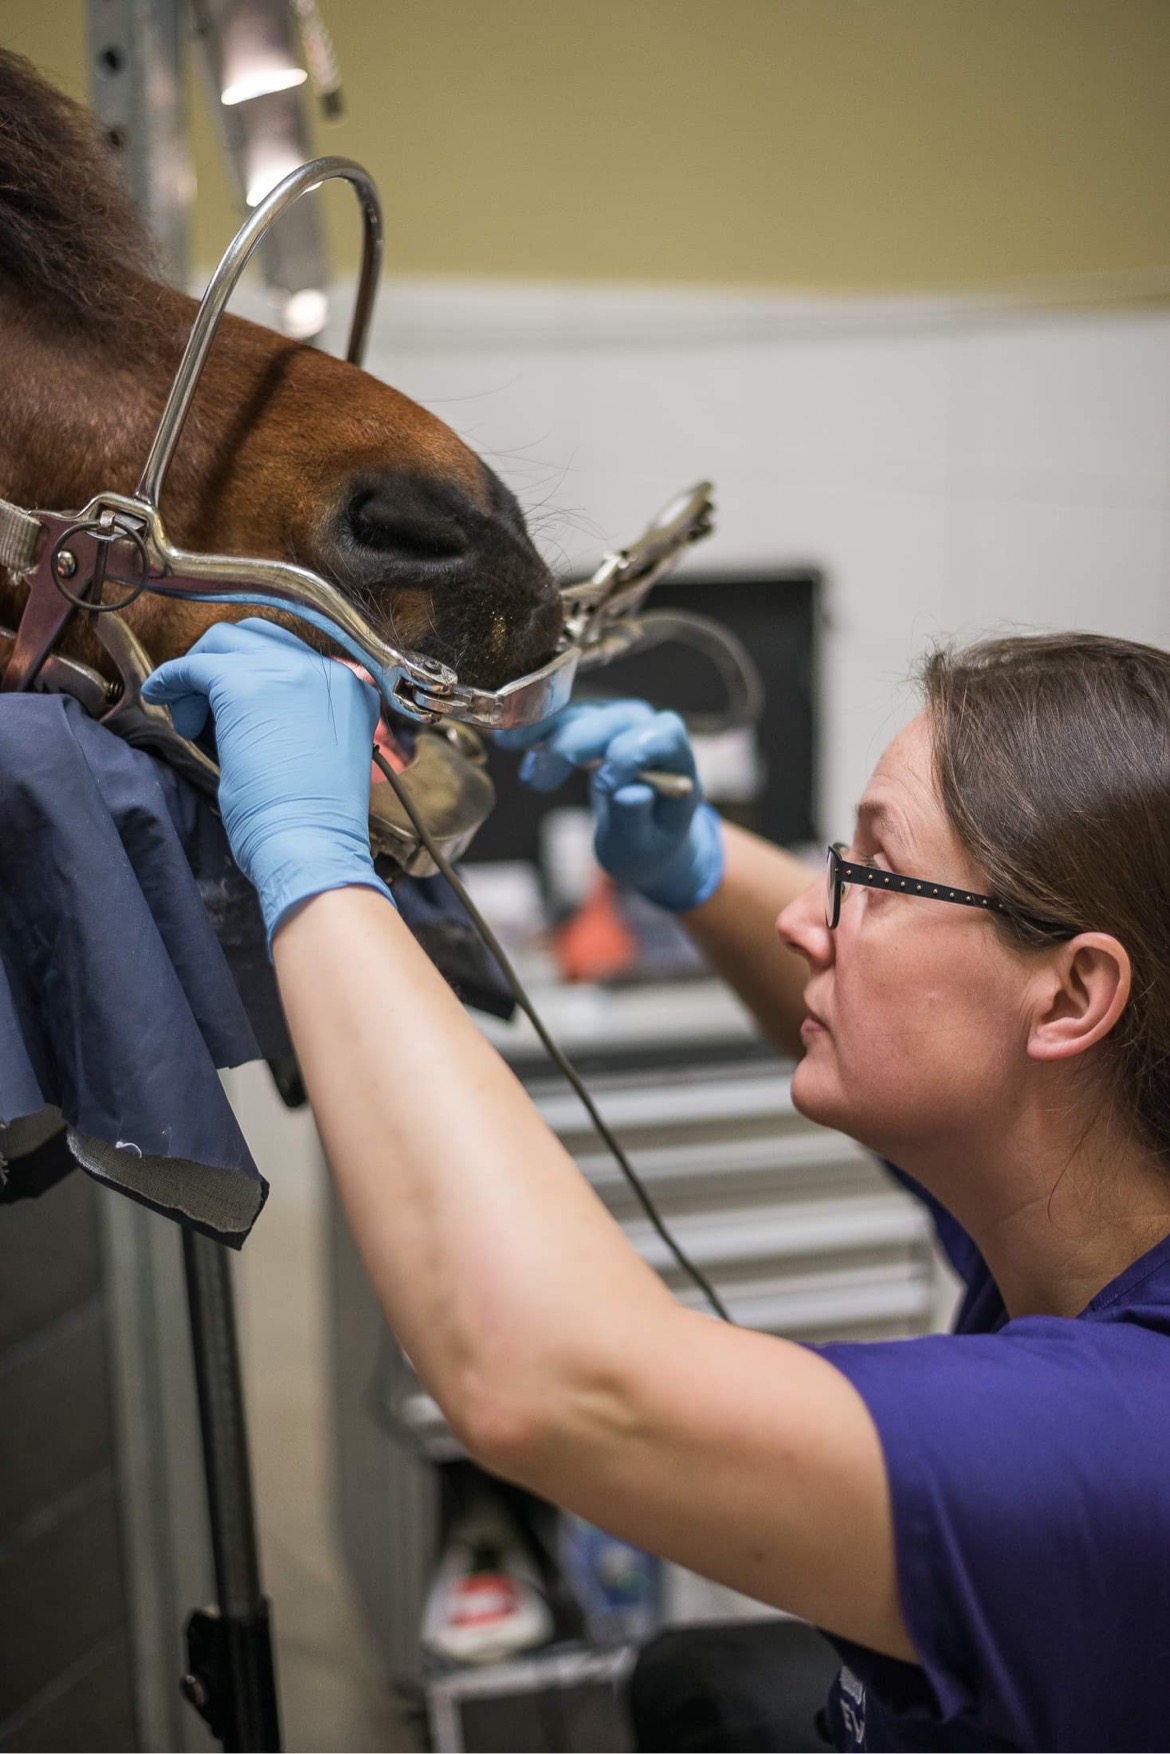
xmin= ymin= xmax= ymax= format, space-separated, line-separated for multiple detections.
xmin=323 ymin=465 xmax=562 ymax=690
xmin=346 ymin=474 xmax=471 ymax=572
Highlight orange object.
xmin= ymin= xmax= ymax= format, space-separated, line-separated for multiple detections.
xmin=554 ymin=875 xmax=637 ymax=983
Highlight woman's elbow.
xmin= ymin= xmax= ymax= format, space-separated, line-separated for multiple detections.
xmin=445 ymin=1369 xmax=553 ymax=1484
xmin=445 ymin=1346 xmax=639 ymax=1492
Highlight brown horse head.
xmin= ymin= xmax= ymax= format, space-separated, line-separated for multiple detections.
xmin=0 ymin=51 xmax=562 ymax=693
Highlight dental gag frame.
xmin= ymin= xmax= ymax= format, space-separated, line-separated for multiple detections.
xmin=0 ymin=156 xmax=757 ymax=876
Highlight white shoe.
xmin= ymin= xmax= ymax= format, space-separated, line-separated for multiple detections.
xmin=421 ymin=1500 xmax=554 ymax=1667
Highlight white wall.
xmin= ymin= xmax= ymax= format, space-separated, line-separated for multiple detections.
xmin=318 ymin=283 xmax=1170 ymax=841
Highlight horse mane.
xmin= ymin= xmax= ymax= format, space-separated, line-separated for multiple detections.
xmin=0 ymin=50 xmax=164 ymax=338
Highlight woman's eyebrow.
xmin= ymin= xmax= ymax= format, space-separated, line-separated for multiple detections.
xmin=855 ymin=799 xmax=913 ymax=858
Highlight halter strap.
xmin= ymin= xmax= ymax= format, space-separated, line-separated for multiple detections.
xmin=0 ymin=506 xmax=82 ymax=693
xmin=0 ymin=496 xmax=43 ymax=575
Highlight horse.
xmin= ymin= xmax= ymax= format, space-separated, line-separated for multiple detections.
xmin=0 ymin=49 xmax=563 ymax=700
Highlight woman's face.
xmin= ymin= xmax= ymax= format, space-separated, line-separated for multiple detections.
xmin=779 ymin=711 xmax=1034 ymax=1163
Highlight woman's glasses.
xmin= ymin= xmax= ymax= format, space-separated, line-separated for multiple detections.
xmin=824 ymin=843 xmax=1074 ymax=937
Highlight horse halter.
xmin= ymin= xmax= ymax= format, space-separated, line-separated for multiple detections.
xmin=0 ymin=157 xmax=755 ymax=873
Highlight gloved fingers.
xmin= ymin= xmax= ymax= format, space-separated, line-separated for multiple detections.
xmin=141 ymin=651 xmax=232 ymax=703
xmin=517 ymin=745 xmax=573 ymax=792
xmin=592 ymin=711 xmax=697 ymax=791
xmin=155 ymin=689 xmax=211 ymax=741
xmin=337 ymin=664 xmax=383 ymax=742
xmin=143 ymin=622 xmax=380 ymax=740
xmin=498 ymin=697 xmax=654 ymax=755
xmin=607 ymin=781 xmax=657 ymax=819
xmin=235 ymin=616 xmax=319 ymax=653
xmin=172 ymin=618 xmax=344 ymax=683
xmin=494 ymin=713 xmax=568 ymax=753
xmin=233 ymin=619 xmax=368 ymax=699
xmin=141 ymin=651 xmax=232 ymax=738
xmin=592 ymin=714 xmax=698 ymax=832
xmin=162 ymin=618 xmax=304 ymax=661
xmin=601 ymin=771 xmax=694 ymax=839
xmin=513 ymin=699 xmax=658 ymax=791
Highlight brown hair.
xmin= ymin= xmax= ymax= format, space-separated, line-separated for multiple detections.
xmin=921 ymin=632 xmax=1170 ymax=1157
xmin=0 ymin=50 xmax=160 ymax=335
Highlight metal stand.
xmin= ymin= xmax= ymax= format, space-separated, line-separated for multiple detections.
xmin=83 ymin=11 xmax=278 ymax=1747
xmin=180 ymin=1229 xmax=282 ymax=1752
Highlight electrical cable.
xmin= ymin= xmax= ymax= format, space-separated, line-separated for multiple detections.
xmin=371 ymin=746 xmax=733 ymax=1324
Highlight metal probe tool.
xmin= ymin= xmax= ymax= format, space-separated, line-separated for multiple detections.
xmin=583 ymin=759 xmax=694 ymax=799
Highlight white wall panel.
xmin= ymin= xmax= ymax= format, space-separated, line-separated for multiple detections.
xmin=947 ymin=496 xmax=1166 ymax=645
xmin=768 ymin=335 xmax=953 ymax=493
xmin=957 ymin=314 xmax=1170 ymax=505
xmin=820 ymin=634 xmax=921 ymax=836
xmin=765 ymin=482 xmax=950 ymax=646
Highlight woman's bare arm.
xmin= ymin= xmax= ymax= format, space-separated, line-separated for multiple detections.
xmin=682 ymin=821 xmax=819 ymax=1057
xmin=273 ymin=884 xmax=910 ymax=1662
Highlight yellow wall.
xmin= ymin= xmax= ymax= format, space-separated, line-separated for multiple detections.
xmin=6 ymin=0 xmax=1170 ymax=291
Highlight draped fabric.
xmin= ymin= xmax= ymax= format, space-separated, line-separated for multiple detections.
xmin=0 ymin=695 xmax=267 ymax=1243
xmin=0 ymin=694 xmax=513 ymax=1244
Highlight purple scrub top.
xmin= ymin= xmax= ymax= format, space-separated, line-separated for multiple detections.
xmin=817 ymin=1168 xmax=1170 ymax=1752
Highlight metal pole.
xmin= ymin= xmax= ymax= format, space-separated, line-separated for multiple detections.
xmin=86 ymin=14 xmax=280 ymax=1744
xmin=181 ymin=1228 xmax=282 ymax=1751
xmin=87 ymin=0 xmax=192 ymax=284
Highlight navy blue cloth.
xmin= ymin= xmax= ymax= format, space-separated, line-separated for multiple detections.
xmin=0 ymin=695 xmax=267 ymax=1244
xmin=391 ymin=869 xmax=514 ymax=1022
xmin=819 ymin=1169 xmax=1170 ymax=1752
xmin=0 ymin=694 xmax=514 ymax=1243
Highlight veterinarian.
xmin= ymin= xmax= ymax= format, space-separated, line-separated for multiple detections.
xmin=144 ymin=620 xmax=1170 ymax=1752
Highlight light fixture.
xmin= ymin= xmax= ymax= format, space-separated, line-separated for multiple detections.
xmin=192 ymin=0 xmax=340 ymax=342
xmin=221 ymin=66 xmax=308 ymax=107
xmin=281 ymin=288 xmax=329 ymax=339
xmin=244 ymin=150 xmax=306 ymax=209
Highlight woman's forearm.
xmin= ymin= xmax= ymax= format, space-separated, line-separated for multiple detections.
xmin=272 ymin=885 xmax=676 ymax=1458
xmin=682 ymin=821 xmax=818 ymax=1057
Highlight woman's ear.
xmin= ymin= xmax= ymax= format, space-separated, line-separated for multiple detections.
xmin=1026 ymin=934 xmax=1132 ymax=1063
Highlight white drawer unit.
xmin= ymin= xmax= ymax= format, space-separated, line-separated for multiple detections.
xmin=523 ymin=1057 xmax=936 ymax=1340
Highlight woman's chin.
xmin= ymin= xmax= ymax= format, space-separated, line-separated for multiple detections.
xmin=792 ymin=1062 xmax=901 ymax=1163
xmin=790 ymin=1053 xmax=841 ymax=1128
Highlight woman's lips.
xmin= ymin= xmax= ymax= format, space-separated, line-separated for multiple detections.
xmin=800 ymin=1013 xmax=827 ymax=1038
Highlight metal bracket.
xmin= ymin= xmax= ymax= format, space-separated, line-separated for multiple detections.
xmin=562 ymin=481 xmax=716 ymax=661
xmin=182 ymin=1602 xmax=280 ymax=1751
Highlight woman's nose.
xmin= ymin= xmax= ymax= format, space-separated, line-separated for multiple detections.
xmin=777 ymin=876 xmax=833 ymax=967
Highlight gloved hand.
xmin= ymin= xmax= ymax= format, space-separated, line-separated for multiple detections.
xmin=142 ymin=619 xmax=395 ymax=941
xmin=498 ymin=699 xmax=724 ymax=912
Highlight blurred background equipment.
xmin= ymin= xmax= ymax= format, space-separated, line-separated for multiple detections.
xmin=91 ymin=0 xmax=340 ymax=333
xmin=189 ymin=0 xmax=338 ymax=337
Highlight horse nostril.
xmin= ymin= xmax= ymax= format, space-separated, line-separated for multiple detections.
xmin=346 ymin=478 xmax=471 ymax=568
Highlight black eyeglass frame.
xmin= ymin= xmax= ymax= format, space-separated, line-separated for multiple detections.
xmin=824 ymin=843 xmax=1074 ymax=938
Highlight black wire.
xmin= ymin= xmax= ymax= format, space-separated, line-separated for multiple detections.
xmin=371 ymin=746 xmax=733 ymax=1324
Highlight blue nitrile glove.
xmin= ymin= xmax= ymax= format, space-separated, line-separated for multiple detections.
xmin=498 ymin=699 xmax=724 ymax=912
xmin=142 ymin=618 xmax=395 ymax=941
